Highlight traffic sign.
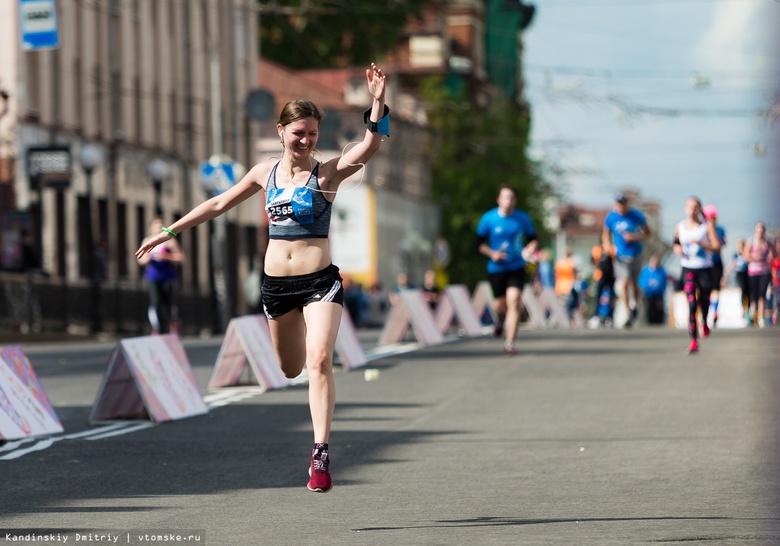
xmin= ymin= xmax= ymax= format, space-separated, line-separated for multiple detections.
xmin=199 ymin=156 xmax=237 ymax=196
xmin=19 ymin=0 xmax=60 ymax=51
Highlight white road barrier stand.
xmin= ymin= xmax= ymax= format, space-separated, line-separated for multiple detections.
xmin=0 ymin=346 xmax=63 ymax=440
xmin=471 ymin=281 xmax=498 ymax=328
xmin=89 ymin=334 xmax=208 ymax=424
xmin=540 ymin=288 xmax=572 ymax=329
xmin=207 ymin=315 xmax=291 ymax=392
xmin=379 ymin=289 xmax=444 ymax=347
xmin=336 ymin=310 xmax=369 ymax=370
xmin=435 ymin=284 xmax=483 ymax=337
xmin=521 ymin=285 xmax=548 ymax=328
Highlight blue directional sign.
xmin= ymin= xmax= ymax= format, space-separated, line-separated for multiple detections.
xmin=19 ymin=0 xmax=60 ymax=51
xmin=199 ymin=157 xmax=237 ymax=196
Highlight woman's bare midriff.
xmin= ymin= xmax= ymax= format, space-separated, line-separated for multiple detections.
xmin=263 ymin=238 xmax=332 ymax=277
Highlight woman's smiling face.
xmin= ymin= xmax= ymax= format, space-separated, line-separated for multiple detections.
xmin=280 ymin=117 xmax=319 ymax=157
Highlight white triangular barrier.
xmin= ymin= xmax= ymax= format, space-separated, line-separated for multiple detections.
xmin=0 ymin=346 xmax=63 ymax=440
xmin=521 ymin=285 xmax=548 ymax=328
xmin=336 ymin=310 xmax=368 ymax=370
xmin=89 ymin=334 xmax=208 ymax=424
xmin=540 ymin=288 xmax=571 ymax=329
xmin=378 ymin=289 xmax=444 ymax=347
xmin=207 ymin=315 xmax=290 ymax=391
xmin=471 ymin=281 xmax=498 ymax=327
xmin=435 ymin=284 xmax=483 ymax=337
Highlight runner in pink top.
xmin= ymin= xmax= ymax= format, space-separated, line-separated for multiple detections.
xmin=744 ymin=222 xmax=773 ymax=327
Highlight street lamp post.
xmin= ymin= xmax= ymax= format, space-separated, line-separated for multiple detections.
xmin=77 ymin=144 xmax=103 ymax=334
xmin=147 ymin=159 xmax=169 ymax=217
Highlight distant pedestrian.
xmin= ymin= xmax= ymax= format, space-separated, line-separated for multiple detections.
xmin=537 ymin=249 xmax=555 ymax=291
xmin=476 ymin=184 xmax=538 ymax=355
xmin=389 ymin=271 xmax=411 ymax=307
xmin=771 ymin=238 xmax=780 ymax=326
xmin=343 ymin=277 xmax=368 ymax=327
xmin=744 ymin=222 xmax=773 ymax=327
xmin=603 ymin=192 xmax=652 ymax=328
xmin=588 ymin=241 xmax=616 ymax=329
xmin=364 ymin=282 xmax=388 ymax=327
xmin=724 ymin=237 xmax=749 ymax=321
xmin=673 ymin=197 xmax=721 ymax=354
xmin=137 ymin=217 xmax=184 ymax=334
xmin=554 ymin=247 xmax=577 ymax=300
xmin=638 ymin=255 xmax=668 ymax=325
xmin=421 ymin=269 xmax=440 ymax=311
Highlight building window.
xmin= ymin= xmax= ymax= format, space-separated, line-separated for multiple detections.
xmin=136 ymin=204 xmax=146 ymax=276
xmin=116 ymin=202 xmax=128 ymax=277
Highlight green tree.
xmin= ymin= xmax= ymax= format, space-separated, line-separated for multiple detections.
xmin=422 ymin=76 xmax=552 ymax=289
xmin=259 ymin=0 xmax=430 ymax=69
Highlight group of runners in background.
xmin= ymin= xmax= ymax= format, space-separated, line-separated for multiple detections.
xmin=476 ymin=188 xmax=778 ymax=356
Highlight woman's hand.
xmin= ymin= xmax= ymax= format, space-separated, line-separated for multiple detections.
xmin=366 ymin=63 xmax=386 ymax=101
xmin=135 ymin=233 xmax=172 ymax=260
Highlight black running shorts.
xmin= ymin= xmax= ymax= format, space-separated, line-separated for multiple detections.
xmin=262 ymin=264 xmax=344 ymax=319
xmin=487 ymin=267 xmax=526 ymax=298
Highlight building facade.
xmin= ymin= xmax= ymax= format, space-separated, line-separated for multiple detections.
xmin=0 ymin=0 xmax=260 ymax=334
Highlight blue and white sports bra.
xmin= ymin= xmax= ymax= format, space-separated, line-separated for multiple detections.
xmin=265 ymin=162 xmax=332 ymax=240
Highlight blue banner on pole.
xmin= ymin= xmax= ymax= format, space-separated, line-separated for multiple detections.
xmin=19 ymin=0 xmax=60 ymax=51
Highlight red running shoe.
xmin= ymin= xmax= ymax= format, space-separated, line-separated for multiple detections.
xmin=503 ymin=343 xmax=518 ymax=356
xmin=307 ymin=451 xmax=332 ymax=493
xmin=687 ymin=339 xmax=699 ymax=354
xmin=701 ymin=324 xmax=710 ymax=338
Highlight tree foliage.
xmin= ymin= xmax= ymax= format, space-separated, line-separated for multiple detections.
xmin=259 ymin=0 xmax=430 ymax=69
xmin=422 ymin=76 xmax=552 ymax=289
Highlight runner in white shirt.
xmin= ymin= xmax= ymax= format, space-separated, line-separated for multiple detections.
xmin=673 ymin=197 xmax=721 ymax=354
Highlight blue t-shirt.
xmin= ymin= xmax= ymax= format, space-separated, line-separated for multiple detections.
xmin=538 ymin=261 xmax=555 ymax=288
xmin=604 ymin=209 xmax=647 ymax=258
xmin=476 ymin=208 xmax=536 ymax=273
xmin=713 ymin=225 xmax=726 ymax=264
xmin=638 ymin=265 xmax=667 ymax=297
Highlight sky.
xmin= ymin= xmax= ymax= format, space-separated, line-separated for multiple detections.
xmin=522 ymin=0 xmax=779 ymax=252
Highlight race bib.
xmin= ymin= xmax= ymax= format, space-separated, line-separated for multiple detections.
xmin=266 ymin=187 xmax=314 ymax=226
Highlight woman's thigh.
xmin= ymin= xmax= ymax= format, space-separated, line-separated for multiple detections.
xmin=302 ymin=302 xmax=343 ymax=365
xmin=268 ymin=309 xmax=307 ymax=376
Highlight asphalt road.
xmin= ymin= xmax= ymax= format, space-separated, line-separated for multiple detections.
xmin=1 ymin=326 xmax=779 ymax=545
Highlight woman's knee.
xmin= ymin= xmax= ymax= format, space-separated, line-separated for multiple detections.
xmin=306 ymin=347 xmax=333 ymax=376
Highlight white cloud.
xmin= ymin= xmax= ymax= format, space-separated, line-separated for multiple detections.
xmin=694 ymin=1 xmax=770 ymax=74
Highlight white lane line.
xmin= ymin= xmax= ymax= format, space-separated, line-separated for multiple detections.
xmin=86 ymin=422 xmax=156 ymax=440
xmin=0 ymin=439 xmax=35 ymax=452
xmin=0 ymin=438 xmax=56 ymax=460
xmin=63 ymin=422 xmax=130 ymax=439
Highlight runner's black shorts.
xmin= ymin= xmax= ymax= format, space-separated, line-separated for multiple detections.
xmin=262 ymin=264 xmax=344 ymax=319
xmin=488 ymin=267 xmax=526 ymax=298
xmin=711 ymin=260 xmax=724 ymax=290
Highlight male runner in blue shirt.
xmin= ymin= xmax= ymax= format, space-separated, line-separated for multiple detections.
xmin=476 ymin=185 xmax=538 ymax=355
xmin=603 ymin=192 xmax=652 ymax=328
